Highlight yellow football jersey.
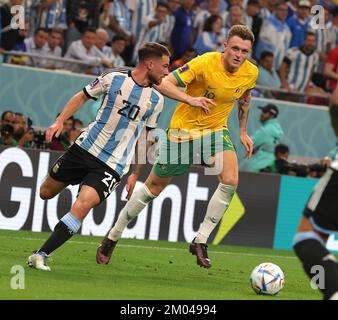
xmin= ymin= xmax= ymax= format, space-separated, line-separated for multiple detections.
xmin=169 ymin=52 xmax=258 ymax=140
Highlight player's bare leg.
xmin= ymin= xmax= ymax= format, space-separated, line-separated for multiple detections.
xmin=190 ymin=150 xmax=238 ymax=268
xmin=97 ymin=169 xmax=172 ymax=265
xmin=40 ymin=175 xmax=68 ymax=200
xmin=293 ymin=214 xmax=338 ymax=300
xmin=28 ymin=185 xmax=101 ymax=271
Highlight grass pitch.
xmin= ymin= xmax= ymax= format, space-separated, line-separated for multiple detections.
xmin=0 ymin=230 xmax=323 ymax=300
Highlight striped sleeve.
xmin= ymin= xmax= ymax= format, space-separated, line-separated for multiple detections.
xmin=83 ymin=72 xmax=115 ymax=100
xmin=146 ymin=92 xmax=164 ymax=129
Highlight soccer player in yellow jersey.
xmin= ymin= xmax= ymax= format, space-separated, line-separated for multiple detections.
xmin=97 ymin=25 xmax=258 ymax=268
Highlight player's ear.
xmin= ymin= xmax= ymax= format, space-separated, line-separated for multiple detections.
xmin=146 ymin=59 xmax=154 ymax=70
xmin=223 ymin=41 xmax=228 ymax=50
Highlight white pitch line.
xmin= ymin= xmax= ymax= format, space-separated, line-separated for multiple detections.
xmin=0 ymin=234 xmax=297 ymax=260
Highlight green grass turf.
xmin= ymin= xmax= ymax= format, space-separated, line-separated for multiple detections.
xmin=0 ymin=229 xmax=323 ymax=300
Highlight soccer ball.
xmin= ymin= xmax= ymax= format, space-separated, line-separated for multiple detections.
xmin=250 ymin=262 xmax=285 ymax=296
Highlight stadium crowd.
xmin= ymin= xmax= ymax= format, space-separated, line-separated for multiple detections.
xmin=0 ymin=0 xmax=337 ymax=94
xmin=1 ymin=0 xmax=338 ymax=175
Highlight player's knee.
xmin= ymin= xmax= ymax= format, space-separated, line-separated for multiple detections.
xmin=219 ymin=175 xmax=238 ymax=186
xmin=40 ymin=186 xmax=54 ymax=200
xmin=146 ymin=179 xmax=165 ymax=197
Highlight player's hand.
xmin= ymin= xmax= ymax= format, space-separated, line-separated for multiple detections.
xmin=240 ymin=133 xmax=253 ymax=159
xmin=126 ymin=172 xmax=138 ymax=200
xmin=187 ymin=97 xmax=215 ymax=115
xmin=45 ymin=119 xmax=64 ymax=143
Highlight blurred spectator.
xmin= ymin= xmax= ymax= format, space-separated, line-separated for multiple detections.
xmin=66 ymin=0 xmax=101 ymax=48
xmin=0 ymin=124 xmax=16 ymax=146
xmin=0 ymin=110 xmax=16 ymax=128
xmin=24 ymin=27 xmax=49 ymax=67
xmin=99 ymin=0 xmax=110 ymax=29
xmin=260 ymin=143 xmax=290 ymax=174
xmin=191 ymin=0 xmax=224 ymax=44
xmin=73 ymin=118 xmax=83 ymax=130
xmin=255 ymin=1 xmax=291 ymax=69
xmin=311 ymin=5 xmax=335 ymax=90
xmin=32 ymin=0 xmax=67 ymax=30
xmin=42 ymin=28 xmax=63 ymax=69
xmin=96 ymin=27 xmax=110 ymax=56
xmin=244 ymin=0 xmax=263 ymax=51
xmin=287 ymin=0 xmax=311 ymax=48
xmin=324 ymin=45 xmax=338 ymax=92
xmin=171 ymin=0 xmax=195 ymax=60
xmin=241 ymin=104 xmax=284 ymax=172
xmin=106 ymin=35 xmax=126 ymax=67
xmin=64 ymin=27 xmax=112 ymax=74
xmin=128 ymin=0 xmax=157 ymax=47
xmin=331 ymin=7 xmax=338 ymax=47
xmin=279 ymin=32 xmax=322 ymax=94
xmin=193 ymin=14 xmax=224 ymax=55
xmin=0 ymin=0 xmax=23 ymax=50
xmin=132 ymin=2 xmax=170 ymax=63
xmin=259 ymin=0 xmax=277 ymax=20
xmin=169 ymin=46 xmax=197 ymax=71
xmin=257 ymin=51 xmax=281 ymax=88
xmin=223 ymin=5 xmax=245 ymax=36
xmin=12 ymin=112 xmax=35 ymax=147
xmin=108 ymin=0 xmax=134 ymax=64
xmin=164 ymin=0 xmax=181 ymax=48
xmin=286 ymin=0 xmax=298 ymax=19
xmin=8 ymin=21 xmax=29 ymax=65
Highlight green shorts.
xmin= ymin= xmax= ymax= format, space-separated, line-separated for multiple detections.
xmin=153 ymin=129 xmax=235 ymax=177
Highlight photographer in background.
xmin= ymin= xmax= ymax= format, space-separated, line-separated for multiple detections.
xmin=0 ymin=124 xmax=16 ymax=146
xmin=241 ymin=104 xmax=284 ymax=172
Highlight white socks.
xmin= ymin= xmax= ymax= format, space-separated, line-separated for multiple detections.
xmin=195 ymin=183 xmax=237 ymax=244
xmin=108 ymin=185 xmax=156 ymax=241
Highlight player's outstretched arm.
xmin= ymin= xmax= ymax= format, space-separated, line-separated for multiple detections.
xmin=238 ymin=89 xmax=253 ymax=159
xmin=45 ymin=91 xmax=89 ymax=143
xmin=155 ymin=74 xmax=215 ymax=114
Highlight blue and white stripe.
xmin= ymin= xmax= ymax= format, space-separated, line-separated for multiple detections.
xmin=286 ymin=47 xmax=319 ymax=92
xmin=109 ymin=0 xmax=132 ymax=36
xmin=77 ymin=70 xmax=164 ymax=177
xmin=128 ymin=0 xmax=157 ymax=42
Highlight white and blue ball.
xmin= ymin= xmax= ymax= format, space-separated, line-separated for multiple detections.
xmin=250 ymin=262 xmax=285 ymax=296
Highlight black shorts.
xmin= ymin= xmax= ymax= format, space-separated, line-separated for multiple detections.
xmin=303 ymin=168 xmax=338 ymax=234
xmin=49 ymin=144 xmax=120 ymax=203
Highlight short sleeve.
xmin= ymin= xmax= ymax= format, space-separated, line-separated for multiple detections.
xmin=247 ymin=66 xmax=259 ymax=90
xmin=326 ymin=48 xmax=338 ymax=64
xmin=146 ymin=94 xmax=164 ymax=129
xmin=172 ymin=55 xmax=206 ymax=87
xmin=83 ymin=72 xmax=114 ymax=101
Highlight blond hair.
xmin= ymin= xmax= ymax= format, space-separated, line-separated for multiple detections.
xmin=227 ymin=25 xmax=255 ymax=44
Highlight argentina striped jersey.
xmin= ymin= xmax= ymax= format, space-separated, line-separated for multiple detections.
xmin=285 ymin=47 xmax=319 ymax=92
xmin=77 ymin=69 xmax=164 ymax=177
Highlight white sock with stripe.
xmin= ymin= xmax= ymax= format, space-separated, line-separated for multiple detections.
xmin=195 ymin=183 xmax=236 ymax=244
xmin=108 ymin=185 xmax=156 ymax=241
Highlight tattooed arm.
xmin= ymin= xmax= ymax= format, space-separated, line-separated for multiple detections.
xmin=238 ymin=90 xmax=253 ymax=158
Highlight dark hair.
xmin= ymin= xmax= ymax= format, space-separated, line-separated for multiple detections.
xmin=50 ymin=28 xmax=64 ymax=36
xmin=34 ymin=27 xmax=49 ymax=35
xmin=184 ymin=47 xmax=197 ymax=54
xmin=305 ymin=31 xmax=316 ymax=39
xmin=82 ymin=27 xmax=97 ymax=35
xmin=15 ymin=112 xmax=24 ymax=117
xmin=203 ymin=14 xmax=223 ymax=32
xmin=274 ymin=144 xmax=289 ymax=156
xmin=112 ymin=35 xmax=127 ymax=43
xmin=260 ymin=51 xmax=274 ymax=60
xmin=1 ymin=111 xmax=13 ymax=121
xmin=227 ymin=25 xmax=255 ymax=44
xmin=157 ymin=1 xmax=170 ymax=11
xmin=138 ymin=42 xmax=171 ymax=62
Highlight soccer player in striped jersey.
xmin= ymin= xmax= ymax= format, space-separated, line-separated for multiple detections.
xmin=97 ymin=25 xmax=258 ymax=269
xmin=27 ymin=42 xmax=213 ymax=272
